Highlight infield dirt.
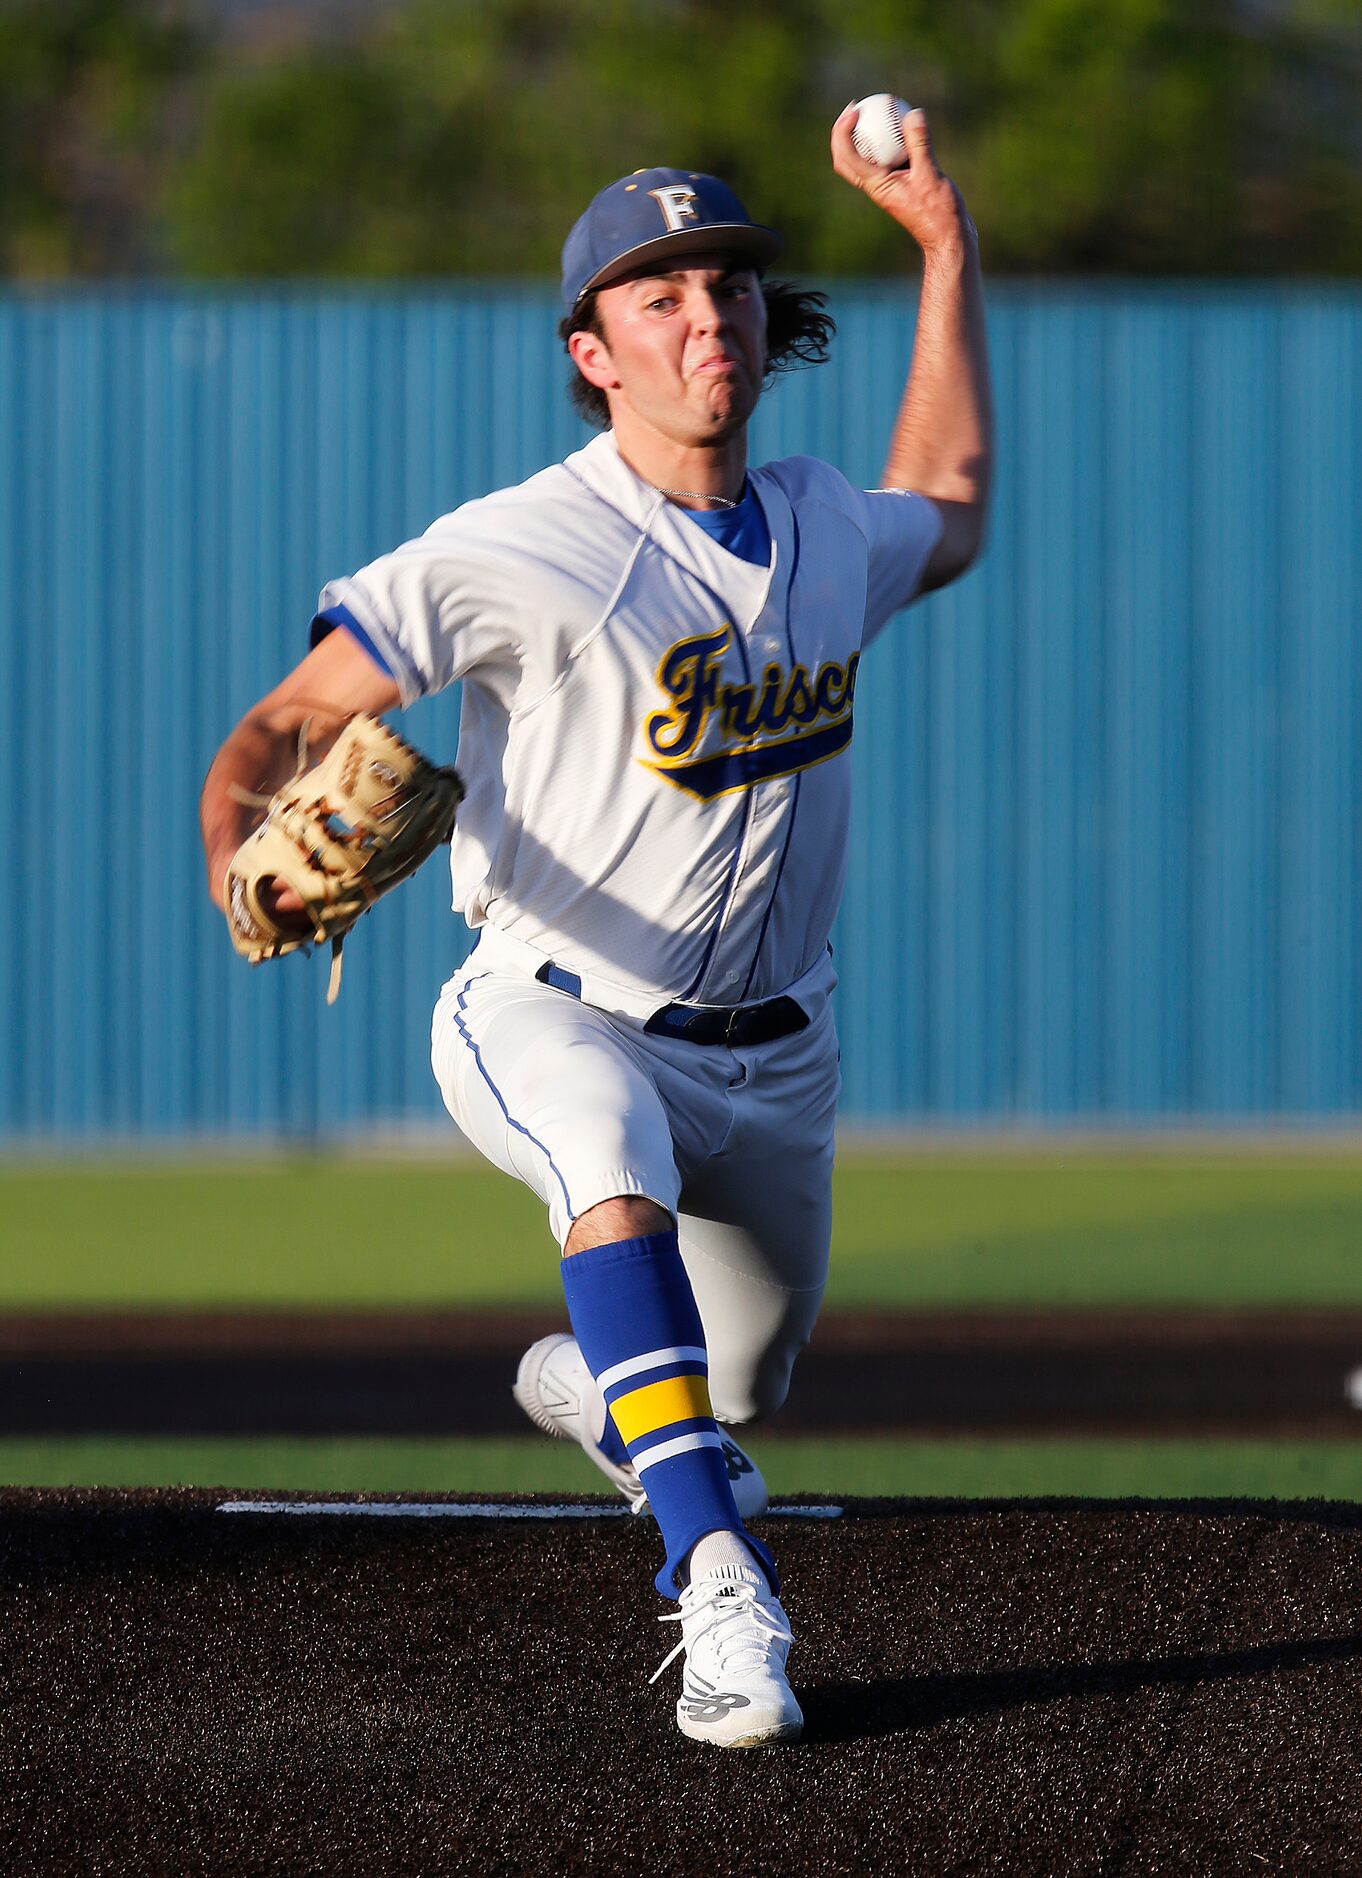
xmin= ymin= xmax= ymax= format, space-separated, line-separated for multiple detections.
xmin=6 ymin=1306 xmax=1362 ymax=1436
xmin=3 ymin=1488 xmax=1362 ymax=1873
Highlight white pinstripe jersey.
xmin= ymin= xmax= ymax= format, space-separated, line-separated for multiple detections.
xmin=315 ymin=430 xmax=940 ymax=1010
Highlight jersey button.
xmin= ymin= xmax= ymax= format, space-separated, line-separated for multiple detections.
xmin=726 ymin=971 xmax=741 ymax=984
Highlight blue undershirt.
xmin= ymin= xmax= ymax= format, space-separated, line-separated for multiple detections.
xmin=678 ymin=483 xmax=771 ymax=567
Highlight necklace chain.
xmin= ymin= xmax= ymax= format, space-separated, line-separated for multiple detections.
xmin=654 ymin=485 xmax=740 ymax=509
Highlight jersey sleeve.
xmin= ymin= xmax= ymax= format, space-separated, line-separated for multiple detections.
xmin=310 ymin=511 xmax=520 ymax=709
xmin=850 ymin=486 xmax=944 ymax=644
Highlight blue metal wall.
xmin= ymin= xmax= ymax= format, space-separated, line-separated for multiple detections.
xmin=1 ymin=285 xmax=1359 ymax=1135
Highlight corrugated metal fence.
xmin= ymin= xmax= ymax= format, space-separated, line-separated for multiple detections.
xmin=1 ymin=285 xmax=1359 ymax=1136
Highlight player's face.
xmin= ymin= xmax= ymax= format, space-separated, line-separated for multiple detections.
xmin=592 ymin=258 xmax=767 ymax=445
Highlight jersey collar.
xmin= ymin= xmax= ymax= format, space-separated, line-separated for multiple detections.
xmin=563 ymin=431 xmax=795 ymax=637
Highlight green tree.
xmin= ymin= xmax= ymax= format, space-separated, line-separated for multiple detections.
xmin=0 ymin=0 xmax=197 ymax=276
xmin=162 ymin=0 xmax=1362 ymax=278
xmin=3 ymin=0 xmax=1360 ymax=279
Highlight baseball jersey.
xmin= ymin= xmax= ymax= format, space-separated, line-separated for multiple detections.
xmin=313 ymin=431 xmax=940 ymax=1013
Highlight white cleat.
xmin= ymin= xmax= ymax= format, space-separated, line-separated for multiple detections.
xmin=512 ymin=1333 xmax=769 ymax=1519
xmin=653 ymin=1562 xmax=804 ymax=1748
xmin=514 ymin=1332 xmax=642 ymax=1507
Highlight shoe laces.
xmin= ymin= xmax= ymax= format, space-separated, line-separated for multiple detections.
xmin=649 ymin=1580 xmax=793 ymax=1685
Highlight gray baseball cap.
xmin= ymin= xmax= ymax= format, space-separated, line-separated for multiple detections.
xmin=561 ymin=168 xmax=781 ymax=313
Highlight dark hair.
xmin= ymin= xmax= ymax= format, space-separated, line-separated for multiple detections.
xmin=558 ymin=279 xmax=836 ymax=429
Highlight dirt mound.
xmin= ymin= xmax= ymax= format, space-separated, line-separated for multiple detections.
xmin=2 ymin=1490 xmax=1361 ymax=1872
xmin=7 ymin=1307 xmax=1362 ymax=1435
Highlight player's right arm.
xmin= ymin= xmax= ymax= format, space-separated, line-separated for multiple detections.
xmin=200 ymin=627 xmax=401 ymax=913
xmin=831 ymin=103 xmax=992 ymax=594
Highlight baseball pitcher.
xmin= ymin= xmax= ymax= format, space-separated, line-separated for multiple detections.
xmin=200 ymin=102 xmax=992 ymax=1748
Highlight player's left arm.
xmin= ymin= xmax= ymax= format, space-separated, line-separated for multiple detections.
xmin=831 ymin=103 xmax=992 ymax=593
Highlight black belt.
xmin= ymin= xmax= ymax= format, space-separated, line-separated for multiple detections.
xmin=535 ymin=961 xmax=809 ymax=1048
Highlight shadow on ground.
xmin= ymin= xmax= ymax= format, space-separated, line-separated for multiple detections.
xmin=805 ymin=1632 xmax=1362 ymax=1744
xmin=2 ymin=1490 xmax=1361 ymax=1874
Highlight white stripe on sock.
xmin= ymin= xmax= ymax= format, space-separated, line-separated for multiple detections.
xmin=596 ymin=1345 xmax=708 ymax=1395
xmin=630 ymin=1429 xmax=723 ymax=1472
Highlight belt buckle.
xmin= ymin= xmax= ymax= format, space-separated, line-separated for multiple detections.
xmin=723 ymin=1006 xmax=745 ymax=1046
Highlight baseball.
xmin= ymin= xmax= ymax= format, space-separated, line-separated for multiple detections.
xmin=851 ymin=93 xmax=912 ymax=169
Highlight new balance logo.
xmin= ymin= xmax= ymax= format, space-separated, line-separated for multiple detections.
xmin=683 ymin=1692 xmax=752 ymax=1724
xmin=721 ymin=1439 xmax=754 ymax=1481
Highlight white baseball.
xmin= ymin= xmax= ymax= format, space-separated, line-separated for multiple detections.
xmin=851 ymin=93 xmax=912 ymax=169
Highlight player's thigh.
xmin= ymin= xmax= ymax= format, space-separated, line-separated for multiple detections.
xmin=677 ymin=1138 xmax=833 ymax=1426
xmin=431 ymin=967 xmax=681 ymax=1246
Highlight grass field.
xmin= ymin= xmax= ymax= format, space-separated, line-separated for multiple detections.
xmin=8 ymin=1147 xmax=1362 ymax=1499
xmin=7 ymin=1145 xmax=1362 ymax=1309
xmin=2 ymin=1435 xmax=1361 ymax=1499
xmin=9 ymin=1155 xmax=1360 ymax=1868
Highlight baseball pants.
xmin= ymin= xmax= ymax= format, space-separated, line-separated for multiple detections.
xmin=430 ymin=943 xmax=839 ymax=1425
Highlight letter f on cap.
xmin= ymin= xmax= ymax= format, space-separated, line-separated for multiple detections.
xmin=649 ymin=185 xmax=699 ymax=232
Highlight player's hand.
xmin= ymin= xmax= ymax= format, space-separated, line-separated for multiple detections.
xmin=831 ymin=104 xmax=976 ymax=257
xmin=208 ymin=848 xmax=307 ymax=925
xmin=258 ymin=877 xmax=309 ymax=923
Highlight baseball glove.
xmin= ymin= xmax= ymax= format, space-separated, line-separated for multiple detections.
xmin=223 ymin=713 xmax=464 ymax=1003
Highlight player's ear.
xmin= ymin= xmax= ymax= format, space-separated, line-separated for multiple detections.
xmin=568 ymin=326 xmax=619 ymax=393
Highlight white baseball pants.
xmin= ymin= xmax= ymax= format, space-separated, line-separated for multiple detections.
xmin=430 ymin=942 xmax=839 ymax=1425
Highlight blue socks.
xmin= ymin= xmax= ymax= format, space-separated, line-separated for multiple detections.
xmin=559 ymin=1230 xmax=776 ymax=1598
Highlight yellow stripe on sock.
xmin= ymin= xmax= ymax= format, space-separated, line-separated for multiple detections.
xmin=610 ymin=1372 xmax=712 ymax=1447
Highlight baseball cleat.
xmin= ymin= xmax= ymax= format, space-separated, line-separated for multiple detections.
xmin=512 ymin=1333 xmax=769 ymax=1518
xmin=652 ymin=1562 xmax=803 ymax=1748
xmin=514 ymin=1331 xmax=643 ymax=1508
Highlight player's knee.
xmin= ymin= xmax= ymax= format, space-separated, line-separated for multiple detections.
xmin=563 ymin=1195 xmax=673 ymax=1256
xmin=704 ymin=1287 xmax=821 ymax=1425
xmin=708 ymin=1341 xmax=798 ymax=1426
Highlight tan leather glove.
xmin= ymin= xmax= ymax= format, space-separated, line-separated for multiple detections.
xmin=223 ymin=714 xmax=464 ymax=1003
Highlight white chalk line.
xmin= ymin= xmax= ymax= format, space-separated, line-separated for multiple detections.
xmin=216 ymin=1499 xmax=843 ymax=1521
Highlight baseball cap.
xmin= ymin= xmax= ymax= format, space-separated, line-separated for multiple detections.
xmin=561 ymin=168 xmax=782 ymax=314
